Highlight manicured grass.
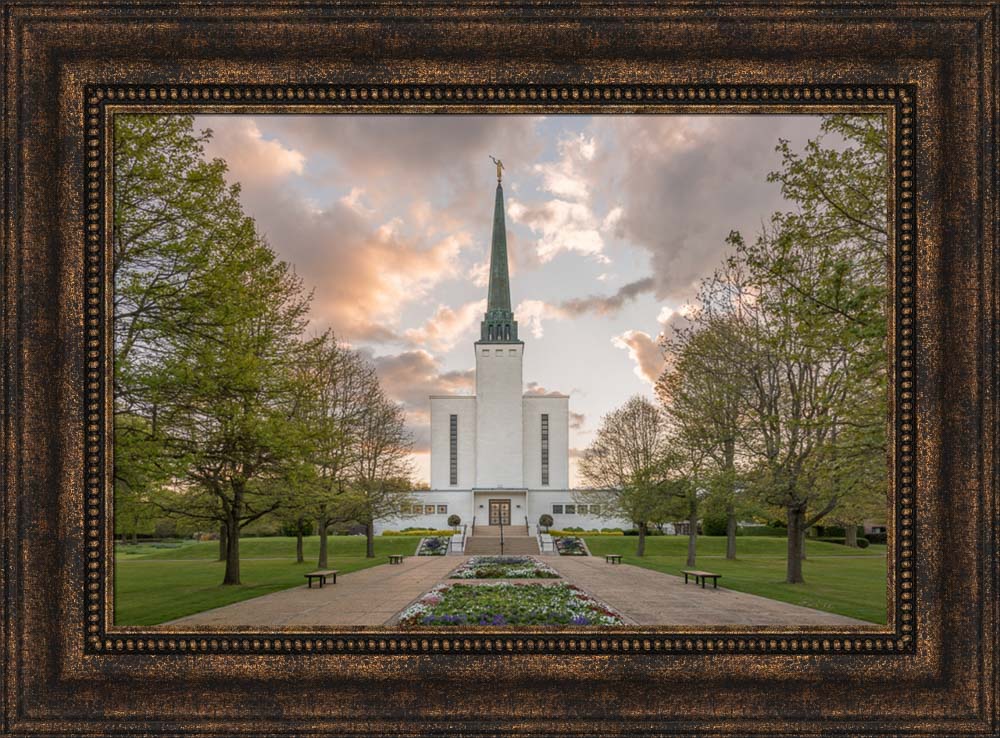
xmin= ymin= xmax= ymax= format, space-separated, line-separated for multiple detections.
xmin=583 ymin=536 xmax=888 ymax=624
xmin=114 ymin=535 xmax=422 ymax=625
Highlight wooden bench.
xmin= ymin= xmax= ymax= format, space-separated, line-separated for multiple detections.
xmin=304 ymin=569 xmax=338 ymax=588
xmin=388 ymin=554 xmax=404 ymax=565
xmin=682 ymin=569 xmax=721 ymax=589
xmin=605 ymin=554 xmax=623 ymax=564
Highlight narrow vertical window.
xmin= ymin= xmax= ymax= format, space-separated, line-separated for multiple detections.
xmin=541 ymin=413 xmax=549 ymax=486
xmin=449 ymin=414 xmax=458 ymax=486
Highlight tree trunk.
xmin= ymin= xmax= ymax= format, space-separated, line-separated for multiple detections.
xmin=686 ymin=497 xmax=698 ymax=567
xmin=318 ymin=519 xmax=329 ymax=569
xmin=801 ymin=524 xmax=808 ymax=560
xmin=786 ymin=505 xmax=805 ymax=584
xmin=131 ymin=529 xmax=138 ymax=546
xmin=218 ymin=523 xmax=227 ymax=562
xmin=295 ymin=523 xmax=304 ymax=563
xmin=365 ymin=521 xmax=375 ymax=558
xmin=636 ymin=522 xmax=646 ymax=557
xmin=725 ymin=504 xmax=737 ymax=560
xmin=845 ymin=524 xmax=858 ymax=548
xmin=223 ymin=518 xmax=240 ymax=585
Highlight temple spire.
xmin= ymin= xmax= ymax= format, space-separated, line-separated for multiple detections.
xmin=480 ymin=161 xmax=518 ymax=343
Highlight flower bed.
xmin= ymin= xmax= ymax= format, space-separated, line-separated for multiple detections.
xmin=554 ymin=536 xmax=587 ymax=556
xmin=450 ymin=555 xmax=560 ymax=579
xmin=398 ymin=582 xmax=626 ymax=626
xmin=417 ymin=536 xmax=449 ymax=556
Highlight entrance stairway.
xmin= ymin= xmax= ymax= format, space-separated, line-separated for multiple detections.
xmin=465 ymin=525 xmax=539 ymax=555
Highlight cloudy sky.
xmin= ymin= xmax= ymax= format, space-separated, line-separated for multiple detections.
xmin=193 ymin=113 xmax=827 ymax=485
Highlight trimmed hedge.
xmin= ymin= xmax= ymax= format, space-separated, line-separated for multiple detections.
xmin=382 ymin=529 xmax=454 ymax=536
xmin=550 ymin=529 xmax=624 ymax=537
xmin=738 ymin=525 xmax=787 ymax=537
xmin=817 ymin=537 xmax=871 ymax=548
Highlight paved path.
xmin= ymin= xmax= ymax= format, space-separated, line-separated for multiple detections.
xmin=166 ymin=555 xmax=463 ymax=627
xmin=544 ymin=556 xmax=869 ymax=626
xmin=165 ymin=554 xmax=869 ymax=628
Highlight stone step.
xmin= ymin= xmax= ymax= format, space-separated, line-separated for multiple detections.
xmin=464 ymin=537 xmax=539 ymax=555
xmin=472 ymin=525 xmax=530 ymax=538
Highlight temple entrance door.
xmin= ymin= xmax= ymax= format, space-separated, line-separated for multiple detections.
xmin=489 ymin=499 xmax=511 ymax=526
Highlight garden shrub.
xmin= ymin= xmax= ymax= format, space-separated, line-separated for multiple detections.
xmin=383 ymin=529 xmax=454 ymax=537
xmin=417 ymin=536 xmax=449 ymax=555
xmin=739 ymin=525 xmax=787 ymax=537
xmin=866 ymin=532 xmax=887 ymax=545
xmin=538 ymin=514 xmax=553 ymax=531
xmin=555 ymin=536 xmax=587 ymax=556
xmin=702 ymin=513 xmax=729 ymax=536
xmin=447 ymin=514 xmax=461 ymax=528
xmin=856 ymin=538 xmax=870 ymax=548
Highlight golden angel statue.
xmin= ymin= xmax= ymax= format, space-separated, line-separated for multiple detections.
xmin=489 ymin=155 xmax=504 ymax=183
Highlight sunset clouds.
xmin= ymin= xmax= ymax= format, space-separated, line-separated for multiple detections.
xmin=193 ymin=113 xmax=824 ymax=484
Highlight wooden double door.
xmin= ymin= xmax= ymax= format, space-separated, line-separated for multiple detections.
xmin=488 ymin=499 xmax=511 ymax=526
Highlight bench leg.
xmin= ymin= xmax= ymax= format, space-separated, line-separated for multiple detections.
xmin=701 ymin=577 xmax=706 ymax=589
xmin=332 ymin=573 xmax=336 ymax=584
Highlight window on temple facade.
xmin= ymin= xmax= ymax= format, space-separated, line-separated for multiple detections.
xmin=541 ymin=413 xmax=550 ymax=486
xmin=449 ymin=414 xmax=458 ymax=486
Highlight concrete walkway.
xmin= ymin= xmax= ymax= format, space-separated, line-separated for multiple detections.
xmin=166 ymin=555 xmax=462 ymax=627
xmin=165 ymin=554 xmax=869 ymax=628
xmin=544 ymin=556 xmax=869 ymax=626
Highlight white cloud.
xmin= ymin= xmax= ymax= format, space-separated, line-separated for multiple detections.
xmin=405 ymin=299 xmax=486 ymax=353
xmin=532 ymin=133 xmax=596 ymax=200
xmin=200 ymin=117 xmax=305 ymax=184
xmin=509 ymin=132 xmax=618 ymax=264
xmin=339 ymin=186 xmax=374 ymax=217
xmin=514 ymin=299 xmax=570 ymax=339
xmin=612 ymin=330 xmax=666 ymax=385
xmin=508 ymin=198 xmax=607 ymax=263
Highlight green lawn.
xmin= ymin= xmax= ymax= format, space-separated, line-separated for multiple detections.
xmin=114 ymin=535 xmax=422 ymax=625
xmin=115 ymin=534 xmax=888 ymax=626
xmin=582 ymin=536 xmax=888 ymax=624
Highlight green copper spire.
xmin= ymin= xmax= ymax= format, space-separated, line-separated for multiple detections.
xmin=487 ymin=183 xmax=512 ymax=314
xmin=480 ymin=168 xmax=519 ymax=343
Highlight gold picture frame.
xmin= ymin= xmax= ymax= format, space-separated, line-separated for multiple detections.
xmin=2 ymin=2 xmax=997 ymax=735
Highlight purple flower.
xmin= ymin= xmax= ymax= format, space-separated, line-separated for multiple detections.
xmin=570 ymin=615 xmax=591 ymax=625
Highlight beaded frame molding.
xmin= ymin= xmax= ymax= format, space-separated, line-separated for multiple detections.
xmin=4 ymin=3 xmax=998 ymax=736
xmin=86 ymin=84 xmax=913 ymax=658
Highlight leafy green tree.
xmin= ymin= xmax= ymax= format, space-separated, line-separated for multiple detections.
xmin=297 ymin=335 xmax=378 ymax=568
xmin=351 ymin=392 xmax=415 ymax=558
xmin=113 ymin=116 xmax=249 ymax=519
xmin=577 ymin=396 xmax=685 ymax=557
xmin=150 ymin=221 xmax=318 ymax=585
xmin=729 ymin=115 xmax=888 ymax=582
xmin=654 ymin=115 xmax=888 ymax=583
xmin=659 ymin=295 xmax=753 ymax=560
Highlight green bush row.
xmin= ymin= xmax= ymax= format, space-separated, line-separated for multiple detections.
xmin=549 ymin=529 xmax=624 ymax=536
xmin=816 ymin=536 xmax=871 ymax=549
xmin=736 ymin=526 xmax=788 ymax=537
xmin=381 ymin=529 xmax=454 ymax=536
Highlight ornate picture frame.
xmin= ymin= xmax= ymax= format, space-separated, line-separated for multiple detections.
xmin=2 ymin=2 xmax=997 ymax=735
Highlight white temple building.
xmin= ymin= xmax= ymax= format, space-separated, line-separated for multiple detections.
xmin=377 ymin=168 xmax=627 ymax=539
